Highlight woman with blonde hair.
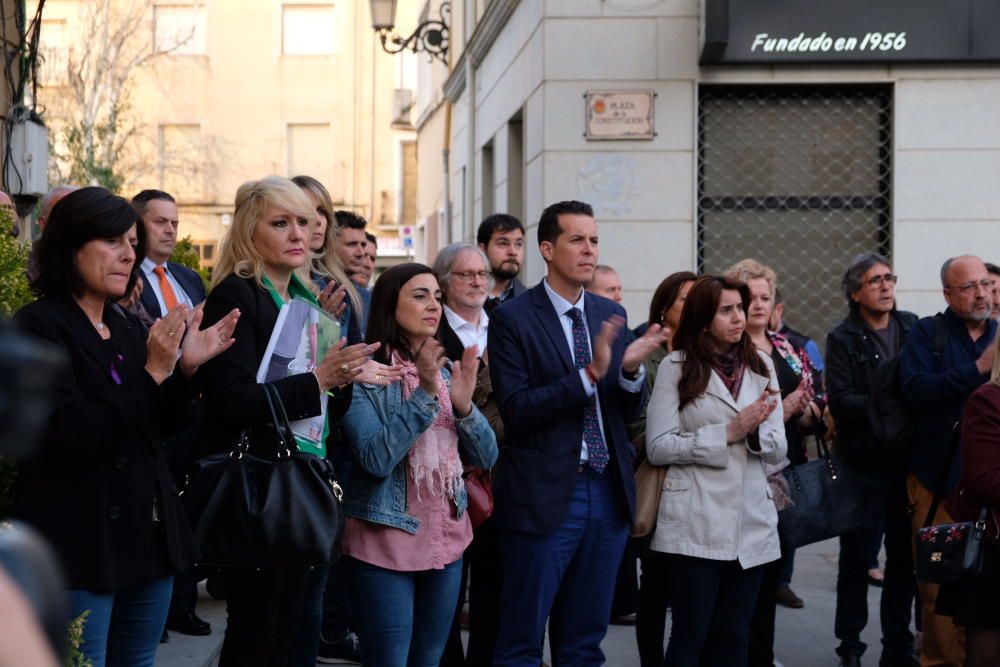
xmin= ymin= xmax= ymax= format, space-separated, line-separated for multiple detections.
xmin=196 ymin=176 xmax=375 ymax=666
xmin=291 ymin=174 xmax=363 ymax=344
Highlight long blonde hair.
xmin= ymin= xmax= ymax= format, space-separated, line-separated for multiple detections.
xmin=291 ymin=174 xmax=361 ymax=314
xmin=213 ymin=176 xmax=316 ymax=290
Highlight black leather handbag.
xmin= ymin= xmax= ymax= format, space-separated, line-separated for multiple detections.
xmin=915 ymin=423 xmax=987 ymax=584
xmin=781 ymin=438 xmax=865 ymax=548
xmin=181 ymin=383 xmax=345 ymax=567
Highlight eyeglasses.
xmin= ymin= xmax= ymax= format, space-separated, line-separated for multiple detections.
xmin=451 ymin=270 xmax=489 ymax=282
xmin=945 ymin=279 xmax=994 ymax=294
xmin=863 ymin=274 xmax=898 ymax=288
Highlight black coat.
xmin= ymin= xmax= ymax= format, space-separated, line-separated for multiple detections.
xmin=196 ymin=275 xmax=351 ymax=461
xmin=825 ymin=308 xmax=917 ymax=469
xmin=13 ymin=294 xmax=196 ymax=592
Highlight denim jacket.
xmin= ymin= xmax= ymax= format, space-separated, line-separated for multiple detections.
xmin=340 ymin=368 xmax=499 ymax=534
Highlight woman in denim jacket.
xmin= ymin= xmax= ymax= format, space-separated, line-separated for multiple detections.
xmin=340 ymin=263 xmax=498 ymax=667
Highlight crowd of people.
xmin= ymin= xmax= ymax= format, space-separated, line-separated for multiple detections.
xmin=7 ymin=172 xmax=1000 ymax=667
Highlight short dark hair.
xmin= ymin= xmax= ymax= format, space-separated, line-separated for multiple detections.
xmin=537 ymin=200 xmax=594 ymax=246
xmin=365 ymin=232 xmax=377 ymax=247
xmin=773 ymin=288 xmax=784 ymax=306
xmin=32 ymin=187 xmax=146 ymax=299
xmin=477 ymin=213 xmax=524 ymax=247
xmin=366 ymin=263 xmax=439 ymax=365
xmin=986 ymin=262 xmax=1000 ymax=277
xmin=131 ymin=189 xmax=176 ymax=215
xmin=334 ymin=210 xmax=367 ymax=230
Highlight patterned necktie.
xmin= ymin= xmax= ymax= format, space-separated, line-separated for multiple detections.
xmin=153 ymin=266 xmax=179 ymax=311
xmin=567 ymin=307 xmax=608 ymax=472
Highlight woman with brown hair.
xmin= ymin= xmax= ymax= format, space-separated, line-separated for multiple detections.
xmin=630 ymin=270 xmax=697 ymax=667
xmin=646 ymin=275 xmax=787 ymax=667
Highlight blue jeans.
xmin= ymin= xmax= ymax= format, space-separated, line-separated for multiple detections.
xmin=289 ymin=564 xmax=329 ymax=667
xmin=350 ymin=557 xmax=463 ymax=667
xmin=494 ymin=468 xmax=629 ymax=667
xmin=67 ymin=575 xmax=174 ymax=667
xmin=663 ymin=555 xmax=765 ymax=667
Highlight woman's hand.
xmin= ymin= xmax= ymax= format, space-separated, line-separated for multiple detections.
xmin=414 ymin=338 xmax=446 ymax=396
xmin=318 ymin=281 xmax=348 ymax=320
xmin=450 ymin=345 xmax=479 ymax=417
xmin=145 ymin=305 xmax=188 ymax=384
xmin=781 ymin=376 xmax=813 ymax=423
xmin=727 ymin=390 xmax=778 ymax=443
xmin=179 ymin=305 xmax=240 ymax=378
xmin=314 ymin=340 xmax=380 ymax=392
xmin=355 ymin=358 xmax=406 ymax=386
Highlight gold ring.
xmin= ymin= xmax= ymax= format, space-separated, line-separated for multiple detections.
xmin=218 ymin=336 xmax=225 ymax=345
xmin=341 ymin=363 xmax=351 ymax=373
xmin=167 ymin=330 xmax=176 ymax=337
xmin=375 ymin=373 xmax=383 ymax=381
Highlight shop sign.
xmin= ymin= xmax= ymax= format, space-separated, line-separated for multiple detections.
xmin=702 ymin=0 xmax=1000 ymax=65
xmin=584 ymin=90 xmax=655 ymax=141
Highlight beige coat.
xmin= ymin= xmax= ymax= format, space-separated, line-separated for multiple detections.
xmin=646 ymin=350 xmax=787 ymax=568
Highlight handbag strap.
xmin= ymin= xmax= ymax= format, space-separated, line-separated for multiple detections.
xmin=923 ymin=421 xmax=962 ymax=529
xmin=261 ymin=383 xmax=295 ymax=459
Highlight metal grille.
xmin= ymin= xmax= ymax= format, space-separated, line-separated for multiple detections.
xmin=698 ymin=85 xmax=892 ymax=347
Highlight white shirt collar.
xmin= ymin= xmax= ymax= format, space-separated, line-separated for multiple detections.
xmin=141 ymin=257 xmax=167 ymax=274
xmin=542 ymin=278 xmax=586 ymax=317
xmin=443 ymin=304 xmax=488 ymax=332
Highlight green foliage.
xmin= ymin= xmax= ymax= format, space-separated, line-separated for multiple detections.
xmin=0 ymin=208 xmax=33 ymax=317
xmin=66 ymin=611 xmax=93 ymax=667
xmin=63 ymin=113 xmax=126 ymax=193
xmin=170 ymin=236 xmax=210 ymax=288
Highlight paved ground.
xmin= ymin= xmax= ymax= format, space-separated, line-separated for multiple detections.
xmin=156 ymin=538 xmax=898 ymax=667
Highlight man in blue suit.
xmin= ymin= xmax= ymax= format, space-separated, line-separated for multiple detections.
xmin=132 ymin=189 xmax=207 ymax=319
xmin=488 ymin=200 xmax=667 ymax=666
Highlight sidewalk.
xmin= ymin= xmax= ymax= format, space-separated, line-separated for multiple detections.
xmin=157 ymin=537 xmax=896 ymax=666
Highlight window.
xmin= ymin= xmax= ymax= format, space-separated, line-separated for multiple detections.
xmin=191 ymin=240 xmax=217 ymax=267
xmin=698 ymin=85 xmax=892 ymax=346
xmin=154 ymin=5 xmax=207 ymax=55
xmin=287 ymin=123 xmax=334 ymax=187
xmin=159 ymin=124 xmax=204 ymax=201
xmin=282 ymin=5 xmax=335 ymax=56
xmin=39 ymin=20 xmax=68 ymax=86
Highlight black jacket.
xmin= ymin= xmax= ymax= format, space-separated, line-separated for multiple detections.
xmin=13 ymin=294 xmax=196 ymax=592
xmin=825 ymin=308 xmax=917 ymax=470
xmin=196 ymin=275 xmax=351 ymax=461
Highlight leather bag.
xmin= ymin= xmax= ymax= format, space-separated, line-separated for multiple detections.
xmin=631 ymin=454 xmax=668 ymax=538
xmin=181 ymin=383 xmax=345 ymax=567
xmin=781 ymin=438 xmax=864 ymax=548
xmin=463 ymin=468 xmax=493 ymax=529
xmin=914 ymin=423 xmax=987 ymax=584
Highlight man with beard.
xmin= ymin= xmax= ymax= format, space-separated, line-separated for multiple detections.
xmin=478 ymin=214 xmax=527 ymax=313
xmin=898 ymin=254 xmax=998 ymax=666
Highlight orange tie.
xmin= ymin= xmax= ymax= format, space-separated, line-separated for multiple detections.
xmin=153 ymin=266 xmax=179 ymax=311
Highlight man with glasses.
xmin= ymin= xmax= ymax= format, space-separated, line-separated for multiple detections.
xmin=898 ymin=255 xmax=998 ymax=667
xmin=826 ymin=253 xmax=919 ymax=667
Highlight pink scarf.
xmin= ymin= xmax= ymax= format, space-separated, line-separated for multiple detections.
xmin=395 ymin=353 xmax=464 ymax=501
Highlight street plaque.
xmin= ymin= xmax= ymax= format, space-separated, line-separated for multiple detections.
xmin=584 ymin=90 xmax=655 ymax=141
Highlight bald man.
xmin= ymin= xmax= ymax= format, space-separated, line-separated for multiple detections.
xmin=898 ymin=254 xmax=998 ymax=666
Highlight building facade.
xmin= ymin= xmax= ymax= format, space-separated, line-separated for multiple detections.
xmin=33 ymin=0 xmax=421 ymax=269
xmin=416 ymin=0 xmax=1000 ymax=342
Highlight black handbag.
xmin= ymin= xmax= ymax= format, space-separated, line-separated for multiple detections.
xmin=781 ymin=438 xmax=865 ymax=548
xmin=181 ymin=383 xmax=345 ymax=567
xmin=914 ymin=423 xmax=987 ymax=584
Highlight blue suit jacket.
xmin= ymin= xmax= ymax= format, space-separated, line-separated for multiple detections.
xmin=139 ymin=261 xmax=207 ymax=319
xmin=487 ymin=282 xmax=646 ymax=536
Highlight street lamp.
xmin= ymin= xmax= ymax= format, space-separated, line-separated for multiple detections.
xmin=369 ymin=0 xmax=450 ymax=64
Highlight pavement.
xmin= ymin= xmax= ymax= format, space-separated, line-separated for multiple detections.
xmin=156 ymin=537 xmax=898 ymax=667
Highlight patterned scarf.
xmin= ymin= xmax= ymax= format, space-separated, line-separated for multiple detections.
xmin=395 ymin=352 xmax=463 ymax=501
xmin=711 ymin=345 xmax=746 ymax=401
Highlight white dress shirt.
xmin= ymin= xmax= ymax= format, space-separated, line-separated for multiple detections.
xmin=542 ymin=278 xmax=645 ymax=462
xmin=141 ymin=258 xmax=195 ymax=314
xmin=443 ymin=304 xmax=489 ymax=355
